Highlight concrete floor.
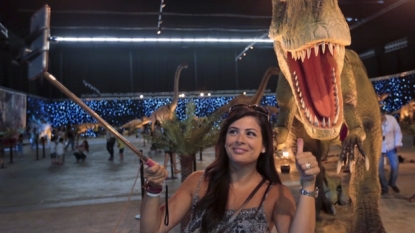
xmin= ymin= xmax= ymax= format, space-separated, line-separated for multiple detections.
xmin=0 ymin=135 xmax=415 ymax=232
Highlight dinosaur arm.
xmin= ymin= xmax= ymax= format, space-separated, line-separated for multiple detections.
xmin=341 ymin=51 xmax=366 ymax=143
xmin=337 ymin=51 xmax=369 ymax=170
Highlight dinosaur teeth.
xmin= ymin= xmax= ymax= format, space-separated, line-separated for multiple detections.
xmin=301 ymin=50 xmax=306 ymax=62
xmin=322 ymin=42 xmax=326 ymax=54
xmin=292 ymin=51 xmax=297 ymax=61
xmin=314 ymin=115 xmax=319 ymax=127
xmin=299 ymin=91 xmax=302 ymax=98
xmin=307 ymin=47 xmax=311 ymax=59
xmin=322 ymin=117 xmax=326 ymax=127
xmin=308 ymin=115 xmax=313 ymax=124
xmin=328 ymin=42 xmax=334 ymax=56
xmin=314 ymin=44 xmax=319 ymax=56
xmin=301 ymin=98 xmax=305 ymax=109
xmin=334 ymin=87 xmax=339 ymax=100
xmin=327 ymin=117 xmax=331 ymax=127
xmin=334 ymin=107 xmax=339 ymax=124
xmin=295 ymin=80 xmax=299 ymax=87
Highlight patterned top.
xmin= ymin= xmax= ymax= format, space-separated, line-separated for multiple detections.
xmin=185 ymin=174 xmax=273 ymax=233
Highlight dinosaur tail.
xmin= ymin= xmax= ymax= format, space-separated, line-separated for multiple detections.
xmin=352 ymin=188 xmax=385 ymax=233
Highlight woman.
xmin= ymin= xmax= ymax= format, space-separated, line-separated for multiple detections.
xmin=73 ymin=140 xmax=89 ymax=163
xmin=140 ymin=104 xmax=320 ymax=233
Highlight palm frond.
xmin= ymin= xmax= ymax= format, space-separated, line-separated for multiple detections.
xmin=148 ymin=102 xmax=221 ymax=158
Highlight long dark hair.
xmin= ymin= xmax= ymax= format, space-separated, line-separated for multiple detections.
xmin=193 ymin=106 xmax=281 ymax=232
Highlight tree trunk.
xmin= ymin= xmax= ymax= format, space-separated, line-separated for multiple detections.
xmin=179 ymin=154 xmax=195 ymax=232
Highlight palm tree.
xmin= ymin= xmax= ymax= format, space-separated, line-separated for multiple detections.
xmin=147 ymin=102 xmax=220 ymax=231
xmin=151 ymin=102 xmax=220 ymax=181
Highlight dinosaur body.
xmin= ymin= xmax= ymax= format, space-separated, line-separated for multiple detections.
xmin=269 ymin=1 xmax=383 ymax=232
xmin=72 ymin=123 xmax=102 ymax=136
xmin=121 ymin=117 xmax=151 ymax=135
xmin=391 ymin=99 xmax=415 ymax=124
xmin=30 ymin=116 xmax=52 ymax=145
xmin=215 ymin=66 xmax=280 ymax=114
xmin=149 ymin=62 xmax=188 ymax=133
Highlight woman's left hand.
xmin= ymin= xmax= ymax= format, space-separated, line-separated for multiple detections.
xmin=294 ymin=138 xmax=320 ymax=187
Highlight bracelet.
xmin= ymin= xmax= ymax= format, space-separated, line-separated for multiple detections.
xmin=144 ymin=180 xmax=163 ymax=194
xmin=299 ymin=187 xmax=319 ymax=198
xmin=146 ymin=191 xmax=161 ymax=197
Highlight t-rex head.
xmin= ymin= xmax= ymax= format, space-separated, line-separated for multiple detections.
xmin=269 ymin=0 xmax=351 ymax=140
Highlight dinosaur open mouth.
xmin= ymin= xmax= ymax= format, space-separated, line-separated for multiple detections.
xmin=286 ymin=42 xmax=344 ymax=128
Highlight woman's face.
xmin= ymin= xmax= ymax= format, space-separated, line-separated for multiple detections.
xmin=225 ymin=116 xmax=266 ymax=166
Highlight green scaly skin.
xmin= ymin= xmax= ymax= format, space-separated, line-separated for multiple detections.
xmin=269 ymin=0 xmax=384 ymax=232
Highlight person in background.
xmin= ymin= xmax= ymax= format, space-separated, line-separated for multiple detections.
xmin=65 ymin=125 xmax=75 ymax=151
xmin=94 ymin=125 xmax=100 ymax=138
xmin=379 ymin=109 xmax=403 ymax=195
xmin=74 ymin=140 xmax=89 ymax=163
xmin=163 ymin=149 xmax=180 ymax=174
xmin=140 ymin=104 xmax=320 ymax=233
xmin=56 ymin=137 xmax=65 ymax=165
xmin=58 ymin=126 xmax=66 ymax=142
xmin=30 ymin=128 xmax=38 ymax=150
xmin=117 ymin=138 xmax=125 ymax=161
xmin=50 ymin=136 xmax=57 ymax=165
xmin=17 ymin=134 xmax=24 ymax=161
xmin=106 ymin=126 xmax=116 ymax=161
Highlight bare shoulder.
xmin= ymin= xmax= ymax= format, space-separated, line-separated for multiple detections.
xmin=267 ymin=183 xmax=295 ymax=203
xmin=180 ymin=170 xmax=205 ymax=192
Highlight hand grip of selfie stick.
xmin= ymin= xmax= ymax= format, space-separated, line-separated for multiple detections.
xmin=145 ymin=158 xmax=157 ymax=167
xmin=42 ymin=72 xmax=160 ymax=167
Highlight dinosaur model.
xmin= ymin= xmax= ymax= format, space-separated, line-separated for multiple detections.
xmin=214 ymin=66 xmax=280 ymax=114
xmin=29 ymin=116 xmax=52 ymax=144
xmin=71 ymin=122 xmax=102 ymax=136
xmin=120 ymin=116 xmax=151 ymax=135
xmin=264 ymin=105 xmax=279 ymax=117
xmin=269 ymin=0 xmax=383 ymax=232
xmin=149 ymin=62 xmax=188 ymax=133
xmin=376 ymin=93 xmax=389 ymax=107
xmin=391 ymin=99 xmax=415 ymax=124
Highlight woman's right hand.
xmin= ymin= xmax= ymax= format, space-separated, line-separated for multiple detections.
xmin=144 ymin=163 xmax=168 ymax=187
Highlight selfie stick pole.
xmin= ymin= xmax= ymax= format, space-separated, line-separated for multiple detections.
xmin=43 ymin=72 xmax=157 ymax=167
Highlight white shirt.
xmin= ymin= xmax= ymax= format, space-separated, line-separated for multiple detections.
xmin=56 ymin=142 xmax=65 ymax=155
xmin=50 ymin=142 xmax=57 ymax=154
xmin=381 ymin=115 xmax=403 ymax=153
xmin=106 ymin=130 xmax=114 ymax=140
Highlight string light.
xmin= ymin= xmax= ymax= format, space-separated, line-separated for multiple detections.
xmin=27 ymin=73 xmax=415 ymax=136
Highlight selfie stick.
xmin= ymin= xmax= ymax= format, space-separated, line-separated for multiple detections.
xmin=24 ymin=5 xmax=157 ymax=167
xmin=42 ymin=72 xmax=157 ymax=167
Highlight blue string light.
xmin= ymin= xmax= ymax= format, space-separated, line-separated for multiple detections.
xmin=26 ymin=73 xmax=415 ymax=135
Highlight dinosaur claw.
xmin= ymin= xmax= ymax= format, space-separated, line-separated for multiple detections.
xmin=365 ymin=157 xmax=370 ymax=171
xmin=336 ymin=159 xmax=343 ymax=174
xmin=349 ymin=160 xmax=355 ymax=173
